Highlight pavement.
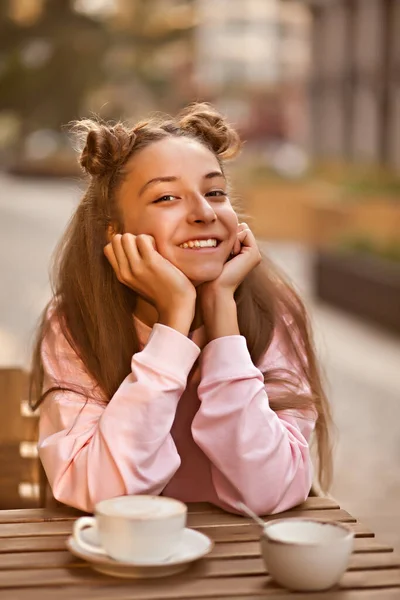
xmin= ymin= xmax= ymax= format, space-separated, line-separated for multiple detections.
xmin=1 ymin=172 xmax=399 ymax=549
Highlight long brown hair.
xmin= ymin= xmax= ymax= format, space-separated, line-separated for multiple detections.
xmin=30 ymin=103 xmax=333 ymax=491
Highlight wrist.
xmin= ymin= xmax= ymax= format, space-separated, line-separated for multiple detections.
xmin=159 ymin=298 xmax=196 ymax=337
xmin=201 ymin=291 xmax=239 ymax=341
xmin=200 ymin=286 xmax=234 ymax=311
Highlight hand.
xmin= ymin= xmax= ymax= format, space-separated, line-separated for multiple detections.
xmin=198 ymin=224 xmax=261 ymax=340
xmin=201 ymin=223 xmax=261 ymax=297
xmin=104 ymin=234 xmax=196 ymax=331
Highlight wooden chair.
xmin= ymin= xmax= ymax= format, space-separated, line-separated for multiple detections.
xmin=0 ymin=368 xmax=46 ymax=509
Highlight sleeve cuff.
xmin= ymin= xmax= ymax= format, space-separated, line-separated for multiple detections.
xmin=137 ymin=323 xmax=201 ymax=382
xmin=200 ymin=335 xmax=263 ymax=383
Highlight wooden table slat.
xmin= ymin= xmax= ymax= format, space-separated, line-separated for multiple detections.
xmin=200 ymin=520 xmax=373 ymax=544
xmin=187 ymin=508 xmax=354 ymax=528
xmin=187 ymin=496 xmax=339 ymax=514
xmin=208 ymin=537 xmax=393 ymax=559
xmin=0 ymin=496 xmax=339 ymax=525
xmin=0 ymin=508 xmax=357 ymax=540
xmin=0 ymin=507 xmax=84 ymax=524
xmin=0 ymin=568 xmax=399 ymax=596
xmin=0 ymin=533 xmax=391 ymax=557
xmin=169 ymin=592 xmax=400 ymax=600
xmin=0 ymin=535 xmax=68 ymax=553
xmin=3 ymin=586 xmax=400 ymax=600
xmin=0 ymin=500 xmax=396 ymax=599
xmin=0 ymin=550 xmax=398 ymax=574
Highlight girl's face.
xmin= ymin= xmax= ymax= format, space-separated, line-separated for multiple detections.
xmin=117 ymin=136 xmax=239 ymax=284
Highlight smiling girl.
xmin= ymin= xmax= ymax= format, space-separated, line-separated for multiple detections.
xmin=30 ymin=103 xmax=333 ymax=515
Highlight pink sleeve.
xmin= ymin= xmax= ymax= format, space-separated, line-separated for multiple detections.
xmin=38 ymin=314 xmax=200 ymax=512
xmin=191 ymin=328 xmax=316 ymax=516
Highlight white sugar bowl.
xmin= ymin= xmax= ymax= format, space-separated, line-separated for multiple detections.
xmin=260 ymin=518 xmax=354 ymax=592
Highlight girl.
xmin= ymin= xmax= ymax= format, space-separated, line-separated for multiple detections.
xmin=30 ymin=103 xmax=333 ymax=515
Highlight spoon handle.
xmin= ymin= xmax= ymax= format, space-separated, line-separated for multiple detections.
xmin=236 ymin=502 xmax=266 ymax=528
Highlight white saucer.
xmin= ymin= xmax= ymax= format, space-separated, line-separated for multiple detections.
xmin=66 ymin=527 xmax=214 ymax=579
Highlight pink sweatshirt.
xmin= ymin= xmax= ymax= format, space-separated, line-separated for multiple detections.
xmin=38 ymin=308 xmax=316 ymax=516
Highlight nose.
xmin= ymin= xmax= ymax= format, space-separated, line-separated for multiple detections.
xmin=187 ymin=194 xmax=217 ymax=225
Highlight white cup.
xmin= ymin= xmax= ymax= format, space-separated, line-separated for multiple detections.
xmin=260 ymin=518 xmax=354 ymax=592
xmin=73 ymin=495 xmax=187 ymax=564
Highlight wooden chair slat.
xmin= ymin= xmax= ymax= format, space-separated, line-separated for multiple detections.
xmin=0 ymin=369 xmax=29 ymax=443
xmin=0 ymin=368 xmax=42 ymax=509
xmin=0 ymin=444 xmax=40 ymax=481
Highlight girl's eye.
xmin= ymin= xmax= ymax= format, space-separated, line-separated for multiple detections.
xmin=153 ymin=195 xmax=176 ymax=204
xmin=206 ymin=190 xmax=227 ymax=198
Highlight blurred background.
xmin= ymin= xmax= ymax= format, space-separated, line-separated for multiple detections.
xmin=0 ymin=0 xmax=399 ymax=548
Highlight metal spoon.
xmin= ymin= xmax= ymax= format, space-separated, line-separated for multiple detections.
xmin=236 ymin=502 xmax=266 ymax=529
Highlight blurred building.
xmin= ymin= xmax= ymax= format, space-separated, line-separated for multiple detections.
xmin=301 ymin=0 xmax=400 ymax=169
xmin=194 ymin=0 xmax=310 ymax=143
xmin=194 ymin=0 xmax=309 ymax=88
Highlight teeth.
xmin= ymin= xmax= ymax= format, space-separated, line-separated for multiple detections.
xmin=179 ymin=239 xmax=218 ymax=249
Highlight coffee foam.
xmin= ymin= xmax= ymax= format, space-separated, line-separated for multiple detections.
xmin=97 ymin=496 xmax=186 ymax=519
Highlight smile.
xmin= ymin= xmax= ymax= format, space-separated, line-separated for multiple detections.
xmin=179 ymin=239 xmax=219 ymax=249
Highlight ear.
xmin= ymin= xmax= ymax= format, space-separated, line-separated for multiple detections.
xmin=106 ymin=223 xmax=119 ymax=243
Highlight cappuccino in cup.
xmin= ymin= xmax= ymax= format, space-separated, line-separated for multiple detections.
xmin=73 ymin=495 xmax=187 ymax=563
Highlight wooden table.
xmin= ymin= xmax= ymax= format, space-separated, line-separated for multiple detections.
xmin=0 ymin=497 xmax=399 ymax=599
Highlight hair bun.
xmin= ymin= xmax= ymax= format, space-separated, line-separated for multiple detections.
xmin=178 ymin=103 xmax=241 ymax=159
xmin=71 ymin=120 xmax=136 ymax=177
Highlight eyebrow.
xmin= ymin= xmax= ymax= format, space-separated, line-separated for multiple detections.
xmin=139 ymin=171 xmax=225 ymax=196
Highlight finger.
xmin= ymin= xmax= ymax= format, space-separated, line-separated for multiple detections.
xmin=237 ymin=228 xmax=261 ymax=265
xmin=111 ymin=234 xmax=134 ymax=278
xmin=121 ymin=232 xmax=141 ymax=266
xmin=238 ymin=222 xmax=249 ymax=232
xmin=233 ymin=237 xmax=241 ymax=255
xmin=135 ymin=234 xmax=157 ymax=262
xmin=104 ymin=243 xmax=122 ymax=280
xmin=237 ymin=227 xmax=253 ymax=247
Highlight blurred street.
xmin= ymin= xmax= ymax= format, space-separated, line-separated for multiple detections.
xmin=1 ymin=172 xmax=399 ymax=550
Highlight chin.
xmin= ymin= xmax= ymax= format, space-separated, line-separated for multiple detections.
xmin=181 ymin=264 xmax=224 ymax=285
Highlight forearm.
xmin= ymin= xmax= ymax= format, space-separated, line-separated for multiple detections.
xmin=39 ymin=323 xmax=200 ymax=512
xmin=192 ymin=336 xmax=314 ymax=515
xmin=39 ymin=410 xmax=182 ymax=513
xmin=201 ymin=290 xmax=240 ymax=341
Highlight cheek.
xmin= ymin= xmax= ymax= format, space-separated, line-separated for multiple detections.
xmin=221 ymin=208 xmax=239 ymax=242
xmin=125 ymin=216 xmax=170 ymax=252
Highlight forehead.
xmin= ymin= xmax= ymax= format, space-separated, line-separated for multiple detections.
xmin=125 ymin=137 xmax=221 ymax=186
